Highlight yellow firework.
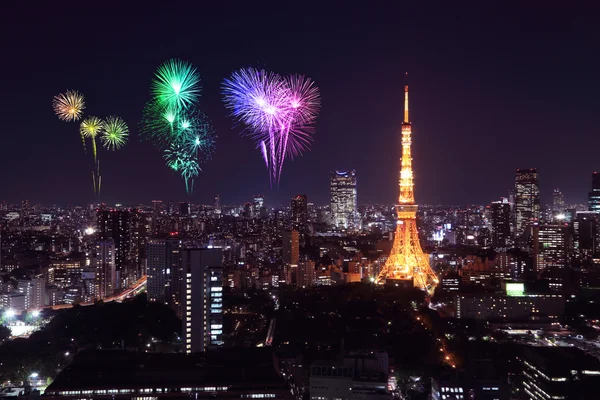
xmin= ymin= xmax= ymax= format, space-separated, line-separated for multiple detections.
xmin=53 ymin=90 xmax=85 ymax=122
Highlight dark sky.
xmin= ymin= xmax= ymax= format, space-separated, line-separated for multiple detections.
xmin=2 ymin=2 xmax=600 ymax=206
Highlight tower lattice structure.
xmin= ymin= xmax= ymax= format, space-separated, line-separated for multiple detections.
xmin=376 ymin=78 xmax=439 ymax=292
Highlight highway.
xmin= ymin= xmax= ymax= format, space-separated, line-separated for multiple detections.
xmin=45 ymin=275 xmax=147 ymax=310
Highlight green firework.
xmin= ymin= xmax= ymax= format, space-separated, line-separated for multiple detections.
xmin=101 ymin=116 xmax=129 ymax=150
xmin=152 ymin=59 xmax=201 ymax=111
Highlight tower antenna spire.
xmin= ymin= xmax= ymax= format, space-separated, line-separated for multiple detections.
xmin=404 ymin=72 xmax=409 ymax=123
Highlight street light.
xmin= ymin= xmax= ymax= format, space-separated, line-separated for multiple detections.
xmin=31 ymin=310 xmax=40 ymax=318
xmin=4 ymin=309 xmax=15 ymax=319
xmin=30 ymin=372 xmax=39 ymax=379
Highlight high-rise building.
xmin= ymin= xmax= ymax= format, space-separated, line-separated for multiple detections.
xmin=330 ymin=170 xmax=358 ymax=229
xmin=214 ymin=194 xmax=221 ymax=215
xmin=282 ymin=230 xmax=300 ymax=284
xmin=291 ymin=195 xmax=308 ymax=233
xmin=515 ymin=168 xmax=540 ymax=237
xmin=573 ymin=211 xmax=599 ymax=258
xmin=182 ymin=248 xmax=223 ymax=353
xmin=253 ymin=195 xmax=264 ymax=217
xmin=297 ymin=261 xmax=316 ymax=288
xmin=376 ymin=75 xmax=438 ymax=291
xmin=17 ymin=277 xmax=46 ymax=310
xmin=536 ymin=224 xmax=569 ymax=273
xmin=95 ymin=239 xmax=116 ymax=299
xmin=490 ymin=199 xmax=511 ymax=248
xmin=588 ymin=172 xmax=600 ymax=212
xmin=552 ymin=188 xmax=565 ymax=213
xmin=96 ymin=209 xmax=132 ymax=275
xmin=147 ymin=236 xmax=183 ymax=314
xmin=179 ymin=202 xmax=190 ymax=216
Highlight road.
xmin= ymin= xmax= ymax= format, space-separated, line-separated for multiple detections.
xmin=45 ymin=275 xmax=147 ymax=310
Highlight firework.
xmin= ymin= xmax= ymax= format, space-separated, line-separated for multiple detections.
xmin=152 ymin=59 xmax=201 ymax=111
xmin=101 ymin=116 xmax=129 ymax=150
xmin=141 ymin=59 xmax=215 ymax=195
xmin=221 ymin=68 xmax=321 ymax=186
xmin=80 ymin=116 xmax=104 ymax=161
xmin=53 ymin=90 xmax=86 ymax=122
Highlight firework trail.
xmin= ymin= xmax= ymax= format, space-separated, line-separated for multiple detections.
xmin=53 ymin=90 xmax=129 ymax=195
xmin=140 ymin=59 xmax=215 ymax=194
xmin=221 ymin=68 xmax=321 ymax=186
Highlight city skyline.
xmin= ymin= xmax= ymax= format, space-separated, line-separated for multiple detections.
xmin=2 ymin=3 xmax=600 ymax=206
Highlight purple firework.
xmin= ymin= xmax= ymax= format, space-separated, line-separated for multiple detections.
xmin=222 ymin=67 xmax=321 ymax=186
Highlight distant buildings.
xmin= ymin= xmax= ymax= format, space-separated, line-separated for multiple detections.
xmin=514 ymin=168 xmax=540 ymax=237
xmin=330 ymin=170 xmax=359 ymax=230
xmin=182 ymin=248 xmax=223 ymax=354
xmin=535 ymin=224 xmax=569 ymax=274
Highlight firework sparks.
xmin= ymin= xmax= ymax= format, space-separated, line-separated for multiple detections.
xmin=80 ymin=116 xmax=103 ymax=161
xmin=141 ymin=59 xmax=215 ymax=194
xmin=101 ymin=116 xmax=129 ymax=150
xmin=53 ymin=90 xmax=85 ymax=122
xmin=221 ymin=68 xmax=321 ymax=186
xmin=152 ymin=59 xmax=201 ymax=111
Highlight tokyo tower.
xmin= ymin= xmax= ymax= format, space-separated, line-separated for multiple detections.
xmin=376 ymin=76 xmax=439 ymax=292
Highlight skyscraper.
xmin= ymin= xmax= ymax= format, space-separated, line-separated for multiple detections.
xmin=536 ymin=224 xmax=569 ymax=273
xmin=96 ymin=209 xmax=132 ymax=276
xmin=553 ymin=188 xmax=565 ymax=213
xmin=95 ymin=239 xmax=116 ymax=299
xmin=182 ymin=248 xmax=223 ymax=353
xmin=573 ymin=211 xmax=599 ymax=258
xmin=588 ymin=172 xmax=600 ymax=212
xmin=515 ymin=168 xmax=540 ymax=237
xmin=179 ymin=202 xmax=190 ymax=216
xmin=282 ymin=230 xmax=300 ymax=284
xmin=253 ymin=195 xmax=264 ymax=217
xmin=291 ymin=195 xmax=308 ymax=233
xmin=375 ymin=77 xmax=438 ymax=291
xmin=490 ymin=200 xmax=511 ymax=248
xmin=330 ymin=170 xmax=358 ymax=229
xmin=147 ymin=236 xmax=183 ymax=315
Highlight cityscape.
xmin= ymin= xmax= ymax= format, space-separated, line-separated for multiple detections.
xmin=2 ymin=3 xmax=600 ymax=400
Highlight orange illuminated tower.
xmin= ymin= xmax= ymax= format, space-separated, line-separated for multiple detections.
xmin=376 ymin=76 xmax=439 ymax=292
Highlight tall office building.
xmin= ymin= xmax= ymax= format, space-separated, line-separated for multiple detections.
xmin=253 ymin=195 xmax=264 ymax=217
xmin=588 ymin=172 xmax=600 ymax=212
xmin=536 ymin=224 xmax=569 ymax=273
xmin=282 ymin=230 xmax=300 ymax=284
xmin=96 ymin=209 xmax=132 ymax=275
xmin=182 ymin=248 xmax=223 ymax=353
xmin=291 ymin=195 xmax=308 ymax=233
xmin=573 ymin=211 xmax=599 ymax=258
xmin=95 ymin=239 xmax=116 ymax=299
xmin=214 ymin=194 xmax=221 ymax=215
xmin=17 ymin=276 xmax=46 ymax=310
xmin=297 ymin=261 xmax=316 ymax=288
xmin=490 ymin=200 xmax=511 ymax=248
xmin=330 ymin=170 xmax=358 ymax=229
xmin=515 ymin=168 xmax=540 ymax=237
xmin=179 ymin=202 xmax=190 ymax=216
xmin=147 ymin=236 xmax=183 ymax=315
xmin=552 ymin=188 xmax=565 ymax=213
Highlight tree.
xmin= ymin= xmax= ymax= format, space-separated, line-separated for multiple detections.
xmin=0 ymin=325 xmax=10 ymax=343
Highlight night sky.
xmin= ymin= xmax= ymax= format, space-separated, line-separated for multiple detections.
xmin=2 ymin=2 xmax=600 ymax=206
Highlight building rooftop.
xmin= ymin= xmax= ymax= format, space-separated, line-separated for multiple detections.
xmin=46 ymin=348 xmax=283 ymax=392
